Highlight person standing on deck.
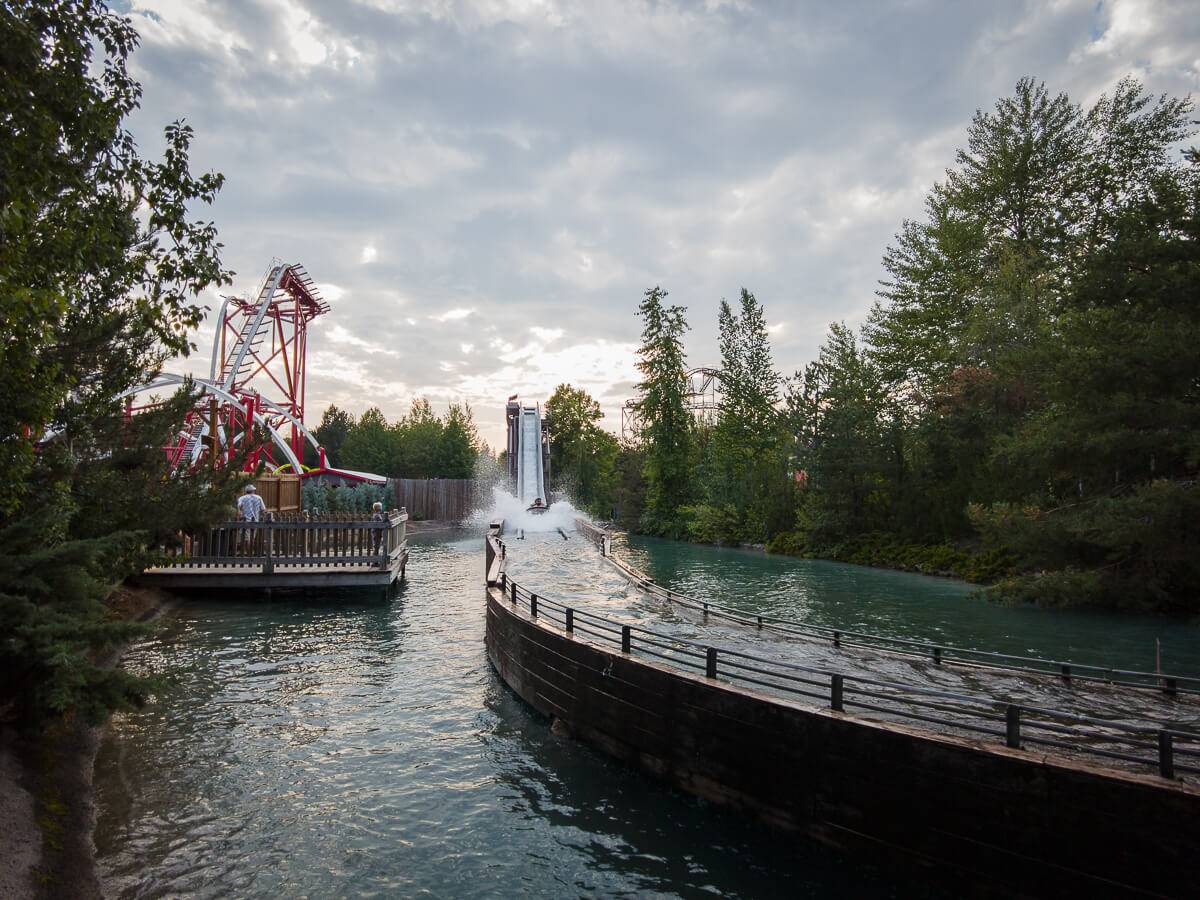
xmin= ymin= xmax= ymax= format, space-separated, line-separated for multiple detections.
xmin=237 ymin=483 xmax=267 ymax=553
xmin=371 ymin=501 xmax=386 ymax=554
xmin=237 ymin=483 xmax=267 ymax=521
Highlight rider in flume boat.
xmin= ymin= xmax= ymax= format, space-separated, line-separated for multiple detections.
xmin=528 ymin=497 xmax=548 ymax=514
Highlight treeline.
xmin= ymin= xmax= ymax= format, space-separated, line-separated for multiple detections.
xmin=552 ymin=77 xmax=1200 ymax=614
xmin=2 ymin=4 xmax=244 ymax=727
xmin=306 ymin=399 xmax=482 ymax=479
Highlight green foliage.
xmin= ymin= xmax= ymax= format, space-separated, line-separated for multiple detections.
xmin=634 ymin=287 xmax=694 ymax=536
xmin=301 ymin=481 xmax=389 ymax=515
xmin=775 ymin=76 xmax=1200 ymax=611
xmin=0 ymin=2 xmax=237 ymax=726
xmin=321 ymin=399 xmax=481 ymax=478
xmin=545 ymin=383 xmax=618 ymax=516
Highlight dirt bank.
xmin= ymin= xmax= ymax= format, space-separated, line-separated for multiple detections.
xmin=0 ymin=584 xmax=173 ymax=900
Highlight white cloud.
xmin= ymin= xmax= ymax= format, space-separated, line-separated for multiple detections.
xmin=431 ymin=307 xmax=475 ymax=322
xmin=360 ymin=245 xmax=378 ymax=264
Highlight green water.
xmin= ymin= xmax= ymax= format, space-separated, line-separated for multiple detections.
xmin=623 ymin=535 xmax=1200 ymax=676
xmin=93 ymin=527 xmax=1198 ymax=897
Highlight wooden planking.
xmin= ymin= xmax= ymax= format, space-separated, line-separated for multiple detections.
xmin=389 ymin=478 xmax=476 ymax=522
xmin=485 ymin=590 xmax=1200 ymax=899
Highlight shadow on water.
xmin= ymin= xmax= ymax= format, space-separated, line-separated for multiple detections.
xmin=478 ymin=672 xmax=938 ymax=899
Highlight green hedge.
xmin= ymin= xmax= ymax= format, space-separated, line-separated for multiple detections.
xmin=766 ymin=530 xmax=1015 ymax=584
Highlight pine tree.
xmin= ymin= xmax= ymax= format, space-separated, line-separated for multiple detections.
xmin=635 ymin=287 xmax=693 ymax=536
xmin=0 ymin=2 xmax=235 ymax=725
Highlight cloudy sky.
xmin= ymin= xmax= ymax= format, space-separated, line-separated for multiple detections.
xmin=117 ymin=0 xmax=1199 ymax=450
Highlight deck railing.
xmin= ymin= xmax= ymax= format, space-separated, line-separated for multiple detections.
xmin=164 ymin=510 xmax=408 ymax=572
xmin=576 ymin=519 xmax=1200 ymax=697
xmin=495 ymin=571 xmax=1200 ymax=781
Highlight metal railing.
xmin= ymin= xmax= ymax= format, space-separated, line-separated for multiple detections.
xmin=161 ymin=510 xmax=408 ymax=572
xmin=494 ymin=572 xmax=1200 ymax=781
xmin=575 ymin=520 xmax=1200 ymax=697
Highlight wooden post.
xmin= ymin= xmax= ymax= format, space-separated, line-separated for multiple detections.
xmin=621 ymin=625 xmax=631 ymax=654
xmin=831 ymin=674 xmax=844 ymax=711
xmin=1006 ymin=705 xmax=1021 ymax=749
xmin=530 ymin=594 xmax=538 ymax=618
xmin=1159 ymin=731 xmax=1174 ymax=779
xmin=706 ymin=647 xmax=718 ymax=679
xmin=565 ymin=608 xmax=574 ymax=633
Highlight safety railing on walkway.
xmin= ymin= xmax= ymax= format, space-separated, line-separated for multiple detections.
xmin=494 ymin=571 xmax=1200 ymax=781
xmin=162 ymin=510 xmax=408 ymax=572
xmin=575 ymin=520 xmax=1200 ymax=697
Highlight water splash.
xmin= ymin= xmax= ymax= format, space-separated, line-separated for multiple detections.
xmin=472 ymin=485 xmax=589 ymax=534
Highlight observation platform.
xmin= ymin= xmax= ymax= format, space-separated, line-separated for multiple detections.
xmin=138 ymin=511 xmax=408 ymax=592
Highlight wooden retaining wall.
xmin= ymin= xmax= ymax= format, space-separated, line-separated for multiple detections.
xmin=485 ymin=588 xmax=1200 ymax=898
xmin=390 ymin=478 xmax=476 ymax=521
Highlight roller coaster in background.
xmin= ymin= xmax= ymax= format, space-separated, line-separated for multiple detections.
xmin=620 ymin=366 xmax=722 ymax=444
xmin=121 ymin=260 xmax=330 ymax=474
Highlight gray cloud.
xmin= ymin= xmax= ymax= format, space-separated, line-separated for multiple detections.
xmin=117 ymin=0 xmax=1200 ymax=448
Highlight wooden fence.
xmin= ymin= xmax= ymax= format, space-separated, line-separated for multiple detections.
xmin=164 ymin=511 xmax=408 ymax=571
xmin=254 ymin=474 xmax=301 ymax=513
xmin=390 ymin=478 xmax=476 ymax=522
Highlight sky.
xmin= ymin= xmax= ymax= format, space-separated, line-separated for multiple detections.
xmin=115 ymin=0 xmax=1200 ymax=451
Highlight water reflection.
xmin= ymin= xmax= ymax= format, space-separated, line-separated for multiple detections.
xmin=96 ymin=530 xmax=939 ymax=898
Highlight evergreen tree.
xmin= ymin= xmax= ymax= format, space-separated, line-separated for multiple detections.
xmin=438 ymin=404 xmax=480 ymax=478
xmin=634 ymin=287 xmax=693 ymax=536
xmin=0 ymin=1 xmax=235 ymax=725
xmin=312 ymin=405 xmax=355 ymax=467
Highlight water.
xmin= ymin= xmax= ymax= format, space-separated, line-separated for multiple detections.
xmin=95 ymin=530 xmax=922 ymax=898
xmin=95 ymin=524 xmax=1199 ymax=896
xmin=620 ymin=535 xmax=1200 ymax=676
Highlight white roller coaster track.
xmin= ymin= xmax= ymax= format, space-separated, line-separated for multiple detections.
xmin=115 ymin=374 xmax=321 ymax=473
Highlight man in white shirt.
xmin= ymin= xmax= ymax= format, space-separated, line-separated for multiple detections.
xmin=237 ymin=483 xmax=267 ymax=521
xmin=236 ymin=484 xmax=267 ymax=553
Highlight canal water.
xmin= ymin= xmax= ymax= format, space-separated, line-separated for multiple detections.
xmin=94 ymin=525 xmax=1199 ymax=897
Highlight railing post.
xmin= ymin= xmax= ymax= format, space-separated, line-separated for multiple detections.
xmin=1159 ymin=731 xmax=1175 ymax=779
xmin=706 ymin=647 xmax=718 ymax=679
xmin=1005 ymin=705 xmax=1021 ymax=749
xmin=565 ymin=608 xmax=574 ymax=633
xmin=621 ymin=625 xmax=631 ymax=654
xmin=756 ymin=615 xmax=763 ymax=628
xmin=833 ymin=630 xmax=840 ymax=648
xmin=499 ymin=571 xmax=506 ymax=593
xmin=703 ymin=602 xmax=708 ymax=622
xmin=933 ymin=646 xmax=942 ymax=665
xmin=263 ymin=524 xmax=274 ymax=575
xmin=1162 ymin=677 xmax=1178 ymax=696
xmin=530 ymin=594 xmax=538 ymax=618
xmin=831 ymin=674 xmax=844 ymax=711
xmin=1060 ymin=664 xmax=1071 ymax=683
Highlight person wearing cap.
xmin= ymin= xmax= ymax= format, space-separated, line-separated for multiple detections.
xmin=237 ymin=483 xmax=267 ymax=522
xmin=235 ymin=483 xmax=267 ymax=554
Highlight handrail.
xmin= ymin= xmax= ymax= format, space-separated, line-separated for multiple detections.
xmin=493 ymin=573 xmax=1199 ymax=781
xmin=575 ymin=520 xmax=1199 ymax=696
xmin=157 ymin=511 xmax=408 ymax=571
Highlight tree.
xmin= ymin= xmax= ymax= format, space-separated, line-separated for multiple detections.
xmin=437 ymin=403 xmax=479 ymax=478
xmin=705 ymin=289 xmax=787 ymax=541
xmin=0 ymin=2 xmax=235 ymax=725
xmin=545 ymin=384 xmax=618 ymax=515
xmin=311 ymin=405 xmax=355 ymax=467
xmin=339 ymin=407 xmax=394 ymax=475
xmin=634 ymin=287 xmax=693 ymax=536
xmin=787 ymin=323 xmax=891 ymax=542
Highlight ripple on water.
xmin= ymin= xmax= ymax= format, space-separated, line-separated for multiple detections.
xmin=95 ymin=530 xmax=950 ymax=898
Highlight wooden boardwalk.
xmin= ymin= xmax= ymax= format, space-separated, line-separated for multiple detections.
xmin=139 ymin=511 xmax=408 ymax=591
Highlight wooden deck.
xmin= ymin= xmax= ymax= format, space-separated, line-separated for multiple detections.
xmin=138 ymin=511 xmax=409 ymax=591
